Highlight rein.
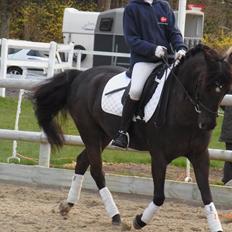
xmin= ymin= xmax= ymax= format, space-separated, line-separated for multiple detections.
xmin=162 ymin=56 xmax=218 ymax=116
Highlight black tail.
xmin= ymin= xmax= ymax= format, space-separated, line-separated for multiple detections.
xmin=33 ymin=69 xmax=82 ymax=149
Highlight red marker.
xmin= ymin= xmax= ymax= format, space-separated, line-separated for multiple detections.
xmin=160 ymin=17 xmax=167 ymax=23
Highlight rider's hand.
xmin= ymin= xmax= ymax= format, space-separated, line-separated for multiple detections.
xmin=155 ymin=46 xmax=167 ymax=58
xmin=175 ymin=49 xmax=186 ymax=61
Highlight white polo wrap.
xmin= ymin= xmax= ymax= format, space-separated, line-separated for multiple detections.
xmin=67 ymin=174 xmax=84 ymax=204
xmin=99 ymin=187 xmax=119 ymax=218
xmin=204 ymin=202 xmax=223 ymax=232
xmin=141 ymin=201 xmax=160 ymax=224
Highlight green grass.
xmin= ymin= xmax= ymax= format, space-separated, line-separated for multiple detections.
xmin=0 ymin=96 xmax=226 ymax=169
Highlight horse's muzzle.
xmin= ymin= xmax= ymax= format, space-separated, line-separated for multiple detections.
xmin=198 ymin=121 xmax=216 ymax=130
xmin=198 ymin=113 xmax=217 ymax=130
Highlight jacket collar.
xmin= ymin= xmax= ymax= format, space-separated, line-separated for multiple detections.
xmin=130 ymin=0 xmax=155 ymax=4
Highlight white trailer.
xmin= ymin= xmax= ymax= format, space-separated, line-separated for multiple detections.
xmin=62 ymin=8 xmax=99 ymax=69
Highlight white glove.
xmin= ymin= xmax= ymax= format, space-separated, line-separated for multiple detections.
xmin=175 ymin=49 xmax=186 ymax=60
xmin=155 ymin=46 xmax=167 ymax=58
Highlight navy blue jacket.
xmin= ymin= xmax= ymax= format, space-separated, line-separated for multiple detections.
xmin=123 ymin=0 xmax=187 ymax=66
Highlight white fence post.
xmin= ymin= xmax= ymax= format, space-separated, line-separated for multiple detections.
xmin=177 ymin=0 xmax=187 ymax=37
xmin=67 ymin=42 xmax=74 ymax=68
xmin=39 ymin=41 xmax=56 ymax=167
xmin=177 ymin=0 xmax=191 ymax=182
xmin=76 ymin=50 xmax=82 ymax=70
xmin=39 ymin=141 xmax=51 ymax=168
xmin=0 ymin=38 xmax=8 ymax=97
xmin=47 ymin=41 xmax=57 ymax=78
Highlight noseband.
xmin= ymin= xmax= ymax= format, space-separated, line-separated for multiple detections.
xmin=193 ymin=78 xmax=219 ymax=116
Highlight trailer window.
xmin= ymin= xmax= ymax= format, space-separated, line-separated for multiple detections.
xmin=99 ymin=18 xmax=113 ymax=32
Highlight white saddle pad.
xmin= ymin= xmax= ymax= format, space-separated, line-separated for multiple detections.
xmin=101 ymin=67 xmax=172 ymax=122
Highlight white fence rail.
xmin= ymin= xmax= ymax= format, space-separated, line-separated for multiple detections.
xmin=0 ymin=128 xmax=232 ymax=164
xmin=0 ymin=38 xmax=74 ymax=97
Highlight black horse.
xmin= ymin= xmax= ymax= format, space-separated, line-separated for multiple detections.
xmin=33 ymin=44 xmax=232 ymax=231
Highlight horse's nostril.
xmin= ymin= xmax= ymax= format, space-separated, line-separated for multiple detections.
xmin=199 ymin=123 xmax=208 ymax=130
xmin=198 ymin=122 xmax=216 ymax=130
xmin=198 ymin=122 xmax=203 ymax=129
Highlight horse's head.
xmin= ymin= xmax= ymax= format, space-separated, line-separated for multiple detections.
xmin=194 ymin=45 xmax=232 ymax=130
xmin=179 ymin=44 xmax=232 ymax=130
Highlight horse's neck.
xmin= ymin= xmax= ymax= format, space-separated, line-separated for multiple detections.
xmin=167 ymin=60 xmax=202 ymax=126
xmin=170 ymin=79 xmax=197 ymax=120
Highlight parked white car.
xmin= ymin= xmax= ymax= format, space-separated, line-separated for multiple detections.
xmin=7 ymin=49 xmax=49 ymax=75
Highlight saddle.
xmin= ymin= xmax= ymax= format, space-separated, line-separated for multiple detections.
xmin=122 ymin=63 xmax=174 ymax=127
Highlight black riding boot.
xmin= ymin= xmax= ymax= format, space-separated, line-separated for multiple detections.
xmin=112 ymin=97 xmax=138 ymax=148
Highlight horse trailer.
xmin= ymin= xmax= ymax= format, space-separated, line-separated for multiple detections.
xmin=93 ymin=8 xmax=129 ymax=67
xmin=62 ymin=8 xmax=99 ymax=69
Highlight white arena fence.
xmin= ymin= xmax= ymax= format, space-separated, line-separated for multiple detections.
xmin=0 ymin=38 xmax=74 ymax=97
xmin=1 ymin=39 xmax=232 ymax=181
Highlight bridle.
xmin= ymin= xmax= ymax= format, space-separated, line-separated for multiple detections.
xmin=162 ymin=56 xmax=219 ymax=117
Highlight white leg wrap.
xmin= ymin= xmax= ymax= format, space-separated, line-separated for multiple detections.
xmin=204 ymin=202 xmax=223 ymax=232
xmin=99 ymin=187 xmax=119 ymax=218
xmin=141 ymin=202 xmax=160 ymax=224
xmin=67 ymin=174 xmax=84 ymax=204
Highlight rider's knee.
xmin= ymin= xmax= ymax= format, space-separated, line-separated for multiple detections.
xmin=129 ymin=89 xmax=141 ymax=101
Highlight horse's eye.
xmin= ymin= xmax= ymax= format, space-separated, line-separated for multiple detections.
xmin=215 ymin=82 xmax=223 ymax=93
xmin=215 ymin=86 xmax=221 ymax=93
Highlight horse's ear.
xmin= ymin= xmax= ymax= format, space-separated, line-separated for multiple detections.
xmin=202 ymin=46 xmax=219 ymax=70
xmin=224 ymin=47 xmax=232 ymax=65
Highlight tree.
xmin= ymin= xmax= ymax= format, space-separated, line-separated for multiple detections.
xmin=97 ymin=0 xmax=111 ymax=10
xmin=110 ymin=0 xmax=127 ymax=8
xmin=0 ymin=0 xmax=10 ymax=38
xmin=0 ymin=0 xmax=26 ymax=38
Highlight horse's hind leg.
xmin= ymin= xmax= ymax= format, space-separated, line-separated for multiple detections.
xmin=59 ymin=149 xmax=89 ymax=217
xmin=133 ymin=151 xmax=167 ymax=229
xmin=84 ymin=133 xmax=121 ymax=225
xmin=189 ymin=152 xmax=223 ymax=232
xmin=62 ymin=115 xmax=121 ymax=225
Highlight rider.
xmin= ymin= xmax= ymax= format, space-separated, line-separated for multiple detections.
xmin=112 ymin=0 xmax=188 ymax=148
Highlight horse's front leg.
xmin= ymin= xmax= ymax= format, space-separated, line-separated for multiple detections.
xmin=133 ymin=152 xmax=167 ymax=230
xmin=189 ymin=150 xmax=223 ymax=232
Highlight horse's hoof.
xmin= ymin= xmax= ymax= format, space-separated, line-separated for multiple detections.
xmin=59 ymin=201 xmax=73 ymax=217
xmin=121 ymin=221 xmax=132 ymax=231
xmin=112 ymin=214 xmax=121 ymax=225
xmin=133 ymin=214 xmax=146 ymax=230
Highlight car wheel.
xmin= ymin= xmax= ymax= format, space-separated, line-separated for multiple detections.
xmin=7 ymin=66 xmax=23 ymax=75
xmin=73 ymin=45 xmax=87 ymax=62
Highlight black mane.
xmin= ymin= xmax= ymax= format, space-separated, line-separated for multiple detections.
xmin=185 ymin=44 xmax=221 ymax=61
xmin=173 ymin=44 xmax=227 ymax=79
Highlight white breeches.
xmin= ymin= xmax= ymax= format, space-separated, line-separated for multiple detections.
xmin=129 ymin=62 xmax=161 ymax=100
